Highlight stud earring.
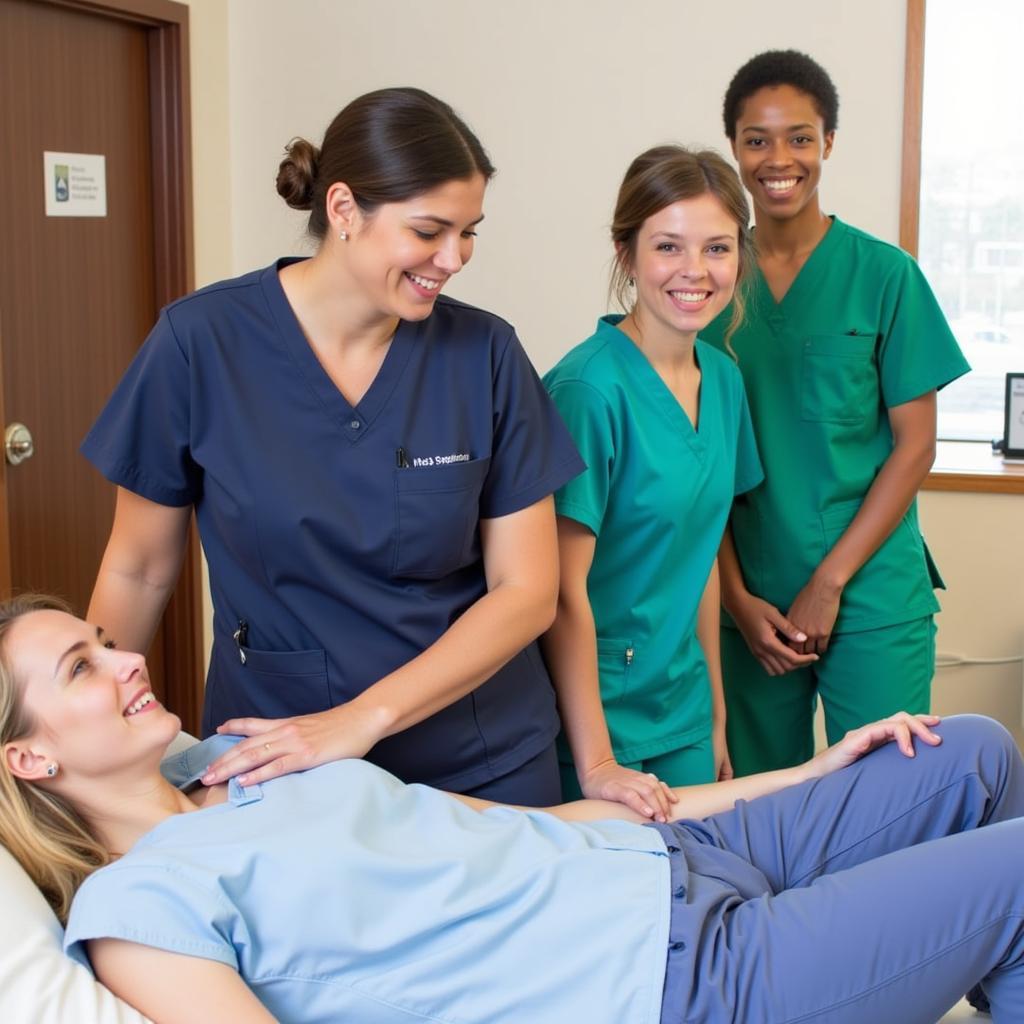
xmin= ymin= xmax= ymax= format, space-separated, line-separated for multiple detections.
xmin=628 ymin=277 xmax=635 ymax=287
xmin=339 ymin=230 xmax=349 ymax=241
xmin=45 ymin=762 xmax=59 ymax=778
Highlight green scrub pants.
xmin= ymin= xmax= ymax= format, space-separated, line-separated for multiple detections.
xmin=723 ymin=615 xmax=936 ymax=777
xmin=558 ymin=734 xmax=715 ymax=800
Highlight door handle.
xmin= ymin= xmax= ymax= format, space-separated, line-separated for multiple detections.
xmin=5 ymin=423 xmax=34 ymax=465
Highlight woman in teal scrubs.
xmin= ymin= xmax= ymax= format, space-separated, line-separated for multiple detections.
xmin=700 ymin=51 xmax=969 ymax=776
xmin=543 ymin=147 xmax=763 ymax=818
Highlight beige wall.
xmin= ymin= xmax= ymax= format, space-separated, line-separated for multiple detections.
xmin=182 ymin=0 xmax=232 ymax=291
xmin=921 ymin=491 xmax=1023 ymax=746
xmin=225 ymin=0 xmax=907 ymax=372
xmin=185 ymin=0 xmax=1022 ymax=737
xmin=180 ymin=0 xmax=231 ymax=665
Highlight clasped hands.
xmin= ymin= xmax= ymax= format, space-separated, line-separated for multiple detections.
xmin=731 ymin=571 xmax=843 ymax=677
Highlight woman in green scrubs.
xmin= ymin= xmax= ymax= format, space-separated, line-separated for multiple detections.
xmin=700 ymin=51 xmax=969 ymax=776
xmin=543 ymin=147 xmax=763 ymax=819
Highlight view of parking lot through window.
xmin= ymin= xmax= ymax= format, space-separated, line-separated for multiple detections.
xmin=918 ymin=0 xmax=1024 ymax=441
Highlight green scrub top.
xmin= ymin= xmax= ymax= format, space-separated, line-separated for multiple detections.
xmin=701 ymin=218 xmax=969 ymax=633
xmin=544 ymin=316 xmax=763 ymax=764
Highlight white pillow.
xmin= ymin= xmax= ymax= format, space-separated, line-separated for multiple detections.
xmin=0 ymin=733 xmax=198 ymax=1024
xmin=0 ymin=845 xmax=149 ymax=1024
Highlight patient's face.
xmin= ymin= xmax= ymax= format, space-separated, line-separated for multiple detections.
xmin=5 ymin=610 xmax=179 ymax=778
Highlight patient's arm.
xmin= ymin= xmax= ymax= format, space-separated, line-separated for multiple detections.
xmin=452 ymin=713 xmax=942 ymax=825
xmin=452 ymin=765 xmax=813 ymax=825
xmin=563 ymin=764 xmax=814 ymax=824
xmin=89 ymin=939 xmax=277 ymax=1024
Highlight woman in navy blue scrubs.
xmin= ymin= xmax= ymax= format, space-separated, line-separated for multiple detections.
xmin=83 ymin=88 xmax=584 ymax=804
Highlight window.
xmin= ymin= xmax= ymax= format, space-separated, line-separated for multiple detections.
xmin=904 ymin=0 xmax=1024 ymax=442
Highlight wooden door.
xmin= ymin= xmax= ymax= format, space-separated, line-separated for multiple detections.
xmin=0 ymin=0 xmax=203 ymax=733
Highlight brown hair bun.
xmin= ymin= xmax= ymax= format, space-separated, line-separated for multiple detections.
xmin=279 ymin=88 xmax=494 ymax=240
xmin=276 ymin=137 xmax=320 ymax=210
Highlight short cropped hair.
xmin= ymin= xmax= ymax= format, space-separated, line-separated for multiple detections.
xmin=723 ymin=50 xmax=839 ymax=139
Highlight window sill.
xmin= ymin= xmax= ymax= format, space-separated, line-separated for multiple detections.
xmin=924 ymin=441 xmax=1024 ymax=494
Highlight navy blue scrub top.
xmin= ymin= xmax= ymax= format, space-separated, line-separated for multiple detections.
xmin=82 ymin=258 xmax=585 ymax=792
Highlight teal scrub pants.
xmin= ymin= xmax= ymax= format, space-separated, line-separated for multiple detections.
xmin=723 ymin=615 xmax=936 ymax=777
xmin=559 ymin=734 xmax=714 ymax=800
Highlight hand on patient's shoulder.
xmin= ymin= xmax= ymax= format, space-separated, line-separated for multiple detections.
xmin=201 ymin=703 xmax=384 ymax=788
xmin=809 ymin=713 xmax=942 ymax=779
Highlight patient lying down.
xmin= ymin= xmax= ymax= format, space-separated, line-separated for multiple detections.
xmin=2 ymin=595 xmax=1023 ymax=1024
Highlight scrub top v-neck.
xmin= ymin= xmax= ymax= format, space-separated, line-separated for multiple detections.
xmin=273 ymin=267 xmax=417 ymax=446
xmin=701 ymin=218 xmax=969 ymax=633
xmin=82 ymin=258 xmax=585 ymax=792
xmin=544 ymin=315 xmax=763 ymax=763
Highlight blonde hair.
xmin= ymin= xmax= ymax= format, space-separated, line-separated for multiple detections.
xmin=609 ymin=145 xmax=755 ymax=353
xmin=0 ymin=594 xmax=109 ymax=923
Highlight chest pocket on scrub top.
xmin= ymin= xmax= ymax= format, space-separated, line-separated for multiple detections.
xmin=801 ymin=333 xmax=878 ymax=424
xmin=392 ymin=457 xmax=490 ymax=579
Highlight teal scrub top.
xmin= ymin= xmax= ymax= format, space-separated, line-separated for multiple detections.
xmin=544 ymin=316 xmax=763 ymax=763
xmin=701 ymin=218 xmax=969 ymax=633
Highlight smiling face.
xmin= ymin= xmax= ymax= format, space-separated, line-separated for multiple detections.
xmin=731 ymin=84 xmax=834 ymax=225
xmin=624 ymin=192 xmax=741 ymax=342
xmin=3 ymin=610 xmax=179 ymax=782
xmin=339 ymin=173 xmax=487 ymax=322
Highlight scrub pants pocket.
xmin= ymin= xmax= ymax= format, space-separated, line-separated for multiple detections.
xmin=203 ymin=641 xmax=330 ymax=735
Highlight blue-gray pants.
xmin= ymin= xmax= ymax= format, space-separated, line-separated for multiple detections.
xmin=652 ymin=715 xmax=1024 ymax=1022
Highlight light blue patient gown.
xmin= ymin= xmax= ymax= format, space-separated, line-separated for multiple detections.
xmin=65 ymin=724 xmax=1024 ymax=1023
xmin=65 ymin=736 xmax=672 ymax=1024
